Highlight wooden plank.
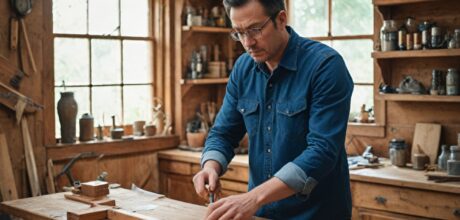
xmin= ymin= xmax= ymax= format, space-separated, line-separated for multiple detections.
xmin=47 ymin=135 xmax=179 ymax=161
xmin=182 ymin=26 xmax=232 ymax=33
xmin=21 ymin=117 xmax=41 ymax=196
xmin=411 ymin=123 xmax=441 ymax=165
xmin=67 ymin=206 xmax=110 ymax=220
xmin=376 ymin=94 xmax=460 ymax=103
xmin=0 ymin=133 xmax=18 ymax=201
xmin=107 ymin=209 xmax=148 ymax=220
xmin=347 ymin=123 xmax=385 ymax=137
xmin=372 ymin=49 xmax=460 ymax=59
xmin=180 ymin=78 xmax=229 ymax=85
xmin=373 ymin=0 xmax=449 ymax=6
xmin=46 ymin=159 xmax=56 ymax=194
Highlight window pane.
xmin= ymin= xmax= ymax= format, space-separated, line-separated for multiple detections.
xmin=123 ymin=85 xmax=152 ymax=124
xmin=121 ymin=0 xmax=150 ymax=37
xmin=350 ymin=85 xmax=373 ymax=118
xmin=91 ymin=39 xmax=121 ymax=85
xmin=55 ymin=38 xmax=89 ymax=86
xmin=89 ymin=0 xmax=119 ymax=35
xmin=332 ymin=0 xmax=373 ymax=36
xmin=331 ymin=40 xmax=373 ymax=84
xmin=92 ymin=86 xmax=122 ymax=126
xmin=289 ymin=0 xmax=328 ymax=37
xmin=123 ymin=40 xmax=152 ymax=84
xmin=53 ymin=0 xmax=87 ymax=34
xmin=55 ymin=87 xmax=90 ymax=138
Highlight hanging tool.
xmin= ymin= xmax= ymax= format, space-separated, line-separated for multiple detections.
xmin=10 ymin=0 xmax=37 ymax=75
xmin=0 ymin=55 xmax=28 ymax=89
xmin=55 ymin=152 xmax=101 ymax=187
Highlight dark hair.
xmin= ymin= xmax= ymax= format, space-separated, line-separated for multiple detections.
xmin=223 ymin=0 xmax=285 ymax=24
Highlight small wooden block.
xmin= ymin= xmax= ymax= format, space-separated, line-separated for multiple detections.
xmin=81 ymin=181 xmax=109 ymax=197
xmin=65 ymin=193 xmax=116 ymax=207
xmin=107 ymin=209 xmax=148 ymax=220
xmin=67 ymin=206 xmax=110 ymax=220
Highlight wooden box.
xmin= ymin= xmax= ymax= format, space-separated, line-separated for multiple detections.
xmin=81 ymin=181 xmax=109 ymax=198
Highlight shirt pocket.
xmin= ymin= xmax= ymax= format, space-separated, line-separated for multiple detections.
xmin=276 ymin=101 xmax=308 ymax=138
xmin=237 ymin=100 xmax=259 ymax=136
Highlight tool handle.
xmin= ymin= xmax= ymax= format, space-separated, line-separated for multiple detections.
xmin=20 ymin=19 xmax=37 ymax=75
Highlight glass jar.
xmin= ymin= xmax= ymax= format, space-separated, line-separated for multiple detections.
xmin=380 ymin=20 xmax=398 ymax=51
xmin=450 ymin=145 xmax=460 ymax=161
xmin=405 ymin=17 xmax=417 ymax=33
xmin=389 ymin=139 xmax=406 ymax=167
xmin=446 ymin=68 xmax=459 ymax=95
xmin=430 ymin=69 xmax=443 ymax=95
xmin=431 ymin=26 xmax=442 ymax=49
xmin=455 ymin=29 xmax=460 ymax=48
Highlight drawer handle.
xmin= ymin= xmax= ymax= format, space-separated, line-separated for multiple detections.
xmin=374 ymin=196 xmax=387 ymax=205
xmin=453 ymin=209 xmax=460 ymax=217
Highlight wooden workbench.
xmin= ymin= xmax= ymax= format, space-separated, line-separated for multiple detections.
xmin=0 ymin=187 xmax=207 ymax=220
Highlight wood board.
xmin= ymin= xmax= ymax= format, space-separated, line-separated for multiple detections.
xmin=0 ymin=133 xmax=18 ymax=201
xmin=411 ymin=123 xmax=441 ymax=165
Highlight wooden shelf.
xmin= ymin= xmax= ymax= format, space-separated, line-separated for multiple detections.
xmin=182 ymin=26 xmax=232 ymax=33
xmin=181 ymin=78 xmax=229 ymax=85
xmin=372 ymin=49 xmax=460 ymax=59
xmin=373 ymin=0 xmax=448 ymax=6
xmin=376 ymin=94 xmax=460 ymax=102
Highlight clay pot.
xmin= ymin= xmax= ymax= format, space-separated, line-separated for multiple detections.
xmin=57 ymin=92 xmax=78 ymax=143
xmin=186 ymin=132 xmax=207 ymax=148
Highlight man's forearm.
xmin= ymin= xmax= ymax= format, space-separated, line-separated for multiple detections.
xmin=249 ymin=177 xmax=296 ymax=207
xmin=203 ymin=160 xmax=222 ymax=175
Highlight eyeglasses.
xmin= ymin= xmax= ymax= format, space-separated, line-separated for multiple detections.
xmin=229 ymin=17 xmax=271 ymax=41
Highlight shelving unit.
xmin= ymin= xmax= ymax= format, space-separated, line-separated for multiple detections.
xmin=354 ymin=1 xmax=460 ymax=219
xmin=174 ymin=0 xmax=243 ymax=142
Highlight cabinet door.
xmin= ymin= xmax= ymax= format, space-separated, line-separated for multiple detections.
xmin=163 ymin=173 xmax=206 ymax=205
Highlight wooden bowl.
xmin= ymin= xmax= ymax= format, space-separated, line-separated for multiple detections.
xmin=186 ymin=132 xmax=207 ymax=148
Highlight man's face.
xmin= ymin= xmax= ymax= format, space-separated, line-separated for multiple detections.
xmin=229 ymin=1 xmax=282 ymax=63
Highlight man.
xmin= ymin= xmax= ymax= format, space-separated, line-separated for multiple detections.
xmin=192 ymin=0 xmax=353 ymax=219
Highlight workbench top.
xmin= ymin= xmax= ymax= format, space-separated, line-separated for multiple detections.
xmin=158 ymin=149 xmax=249 ymax=167
xmin=350 ymin=165 xmax=460 ymax=194
xmin=0 ymin=187 xmax=207 ymax=220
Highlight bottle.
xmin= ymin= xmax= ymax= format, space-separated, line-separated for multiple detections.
xmin=437 ymin=145 xmax=450 ymax=171
xmin=446 ymin=68 xmax=459 ymax=95
xmin=430 ymin=69 xmax=442 ymax=95
xmin=79 ymin=113 xmax=94 ymax=142
xmin=420 ymin=21 xmax=432 ymax=49
xmin=190 ymin=51 xmax=197 ymax=79
xmin=196 ymin=52 xmax=203 ymax=78
xmin=398 ymin=27 xmax=407 ymax=50
xmin=455 ymin=29 xmax=460 ymax=48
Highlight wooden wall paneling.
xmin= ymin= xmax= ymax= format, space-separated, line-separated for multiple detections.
xmin=164 ymin=0 xmax=174 ymax=131
xmin=42 ymin=0 xmax=55 ymax=146
xmin=53 ymin=152 xmax=159 ymax=193
xmin=0 ymin=133 xmax=19 ymax=201
xmin=154 ymin=0 xmax=164 ymax=102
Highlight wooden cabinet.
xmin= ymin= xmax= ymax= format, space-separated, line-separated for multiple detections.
xmin=158 ymin=149 xmax=249 ymax=205
xmin=350 ymin=166 xmax=460 ymax=220
xmin=173 ymin=0 xmax=244 ymax=142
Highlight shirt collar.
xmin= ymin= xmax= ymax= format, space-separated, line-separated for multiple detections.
xmin=255 ymin=26 xmax=299 ymax=73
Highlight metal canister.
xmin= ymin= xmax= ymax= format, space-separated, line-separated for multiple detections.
xmin=389 ymin=139 xmax=406 ymax=167
xmin=446 ymin=68 xmax=459 ymax=95
xmin=79 ymin=113 xmax=94 ymax=141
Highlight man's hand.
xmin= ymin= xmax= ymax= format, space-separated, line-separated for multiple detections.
xmin=205 ymin=192 xmax=260 ymax=220
xmin=193 ymin=160 xmax=222 ymax=201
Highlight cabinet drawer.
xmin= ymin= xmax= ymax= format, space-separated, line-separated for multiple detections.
xmin=221 ymin=179 xmax=247 ymax=193
xmin=351 ymin=181 xmax=460 ymax=219
xmin=222 ymin=165 xmax=248 ymax=182
xmin=159 ymin=160 xmax=192 ymax=175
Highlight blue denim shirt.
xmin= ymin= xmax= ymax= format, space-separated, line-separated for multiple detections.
xmin=201 ymin=27 xmax=353 ymax=219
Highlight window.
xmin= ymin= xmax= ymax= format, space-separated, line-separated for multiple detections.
xmin=53 ymin=0 xmax=153 ymax=137
xmin=289 ymin=0 xmax=374 ymax=121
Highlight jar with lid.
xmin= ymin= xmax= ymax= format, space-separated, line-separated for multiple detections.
xmin=430 ymin=26 xmax=442 ymax=49
xmin=450 ymin=145 xmax=460 ymax=161
xmin=380 ymin=20 xmax=398 ymax=51
xmin=398 ymin=27 xmax=407 ymax=50
xmin=453 ymin=29 xmax=460 ymax=49
xmin=405 ymin=17 xmax=417 ymax=33
xmin=430 ymin=69 xmax=443 ymax=95
xmin=420 ymin=21 xmax=432 ymax=49
xmin=389 ymin=139 xmax=407 ymax=167
xmin=446 ymin=68 xmax=459 ymax=95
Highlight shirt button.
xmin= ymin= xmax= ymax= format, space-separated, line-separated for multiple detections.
xmin=268 ymin=174 xmax=271 ymax=178
xmin=269 ymin=83 xmax=273 ymax=88
xmin=240 ymin=108 xmax=245 ymax=113
xmin=267 ymin=105 xmax=271 ymax=110
xmin=267 ymin=148 xmax=271 ymax=153
xmin=267 ymin=126 xmax=271 ymax=131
